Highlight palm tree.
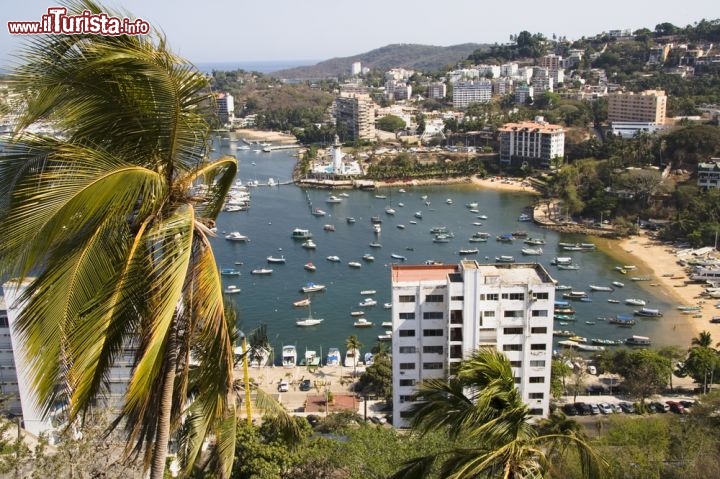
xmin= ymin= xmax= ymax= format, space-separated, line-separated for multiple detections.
xmin=391 ymin=348 xmax=603 ymax=479
xmin=0 ymin=2 xmax=236 ymax=477
xmin=345 ymin=335 xmax=363 ymax=378
xmin=691 ymin=330 xmax=714 ymax=349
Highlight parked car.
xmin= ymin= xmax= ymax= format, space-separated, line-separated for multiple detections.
xmin=562 ymin=403 xmax=579 ymax=416
xmin=574 ymin=402 xmax=592 ymax=415
xmin=649 ymin=401 xmax=669 ymax=413
xmin=666 ymin=401 xmax=686 ymax=414
xmin=597 ymin=402 xmax=614 ymax=414
xmin=609 ymin=403 xmax=622 ymax=414
xmin=679 ymin=400 xmax=695 ymax=409
xmin=299 ymin=379 xmax=312 ymax=391
xmin=589 ymin=403 xmax=600 ymax=415
xmin=618 ymin=402 xmax=635 ymax=414
xmin=277 ymin=380 xmax=289 ymax=392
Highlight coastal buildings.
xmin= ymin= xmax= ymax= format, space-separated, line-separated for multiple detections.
xmin=498 ymin=117 xmax=565 ymax=168
xmin=698 ymin=159 xmax=720 ymax=189
xmin=427 ymin=82 xmax=447 ymax=100
xmin=452 ymin=80 xmax=492 ymax=108
xmin=215 ymin=92 xmax=234 ymax=126
xmin=334 ymin=93 xmax=376 ymax=142
xmin=0 ymin=298 xmax=21 ymax=416
xmin=608 ymin=89 xmax=667 ymax=137
xmin=390 ymin=261 xmax=555 ymax=428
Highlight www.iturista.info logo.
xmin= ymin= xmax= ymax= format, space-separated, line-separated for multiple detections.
xmin=8 ymin=7 xmax=150 ymax=35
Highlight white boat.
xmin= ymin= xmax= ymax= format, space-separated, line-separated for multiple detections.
xmin=518 ymin=213 xmax=531 ymax=222
xmin=521 ymin=247 xmax=543 ymax=255
xmin=557 ymin=264 xmax=580 ymax=270
xmin=374 ymin=194 xmax=387 ymax=199
xmin=326 ymin=195 xmax=343 ymax=203
xmin=626 ymin=335 xmax=651 ymax=346
xmin=391 ymin=253 xmax=407 ymax=261
xmin=282 ymin=345 xmax=297 ymax=368
xmin=301 ymin=282 xmax=326 ymax=293
xmin=220 ymin=267 xmax=241 ymax=276
xmin=293 ymin=298 xmax=311 ymax=307
xmin=339 ymin=192 xmax=350 ymax=198
xmin=385 ymin=207 xmax=396 ymax=215
xmin=369 ymin=242 xmax=382 ymax=248
xmin=359 ymin=298 xmax=377 ymax=307
xmin=364 ymin=352 xmax=374 ymax=366
xmin=266 ymin=255 xmax=286 ymax=264
xmin=326 ymin=255 xmax=341 ymax=262
xmin=304 ymin=262 xmax=316 ymax=271
xmin=353 ymin=318 xmax=373 ymax=328
xmin=563 ymin=291 xmax=589 ymax=300
xmin=251 ymin=268 xmax=273 ymax=275
xmin=348 ymin=261 xmax=362 ymax=268
xmin=311 ymin=208 xmax=327 ymax=216
xmin=326 ymin=347 xmax=341 ymax=366
xmin=466 ymin=202 xmax=479 ymax=209
xmin=381 ymin=321 xmax=393 ymax=328
xmin=611 ymin=281 xmax=625 ymax=288
xmin=296 ymin=316 xmax=324 ymax=327
xmin=344 ymin=348 xmax=360 ymax=368
xmin=414 ymin=211 xmax=423 ymax=219
xmin=350 ymin=311 xmax=365 ymax=316
xmin=589 ymin=284 xmax=614 ymax=292
xmin=224 ymin=285 xmax=241 ymax=294
xmin=495 ymin=255 xmax=515 ymax=263
xmin=446 ymin=198 xmax=453 ymax=204
xmin=377 ymin=333 xmax=392 ymax=342
xmin=551 ymin=257 xmax=573 ymax=265
xmin=383 ymin=303 xmax=392 ymax=309
xmin=397 ymin=224 xmax=406 ymax=229
xmin=634 ymin=307 xmax=662 ymax=317
xmin=362 ymin=254 xmax=375 ymax=261
xmin=373 ymin=224 xmax=382 ymax=234
xmin=291 ymin=228 xmax=312 ymax=240
xmin=458 ymin=248 xmax=479 ymax=255
xmin=302 ymin=240 xmax=317 ymax=249
xmin=266 ymin=177 xmax=276 ymax=186
xmin=323 ymin=224 xmax=335 ymax=231
xmin=625 ymin=298 xmax=646 ymax=306
xmin=360 ymin=290 xmax=376 ymax=295
xmin=225 ymin=232 xmax=249 ymax=242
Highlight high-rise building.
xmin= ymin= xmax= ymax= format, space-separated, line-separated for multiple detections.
xmin=607 ymin=90 xmax=667 ymax=123
xmin=390 ymin=261 xmax=555 ymax=428
xmin=216 ymin=93 xmax=234 ymax=125
xmin=427 ymin=82 xmax=447 ymax=100
xmin=515 ymin=83 xmax=534 ymax=105
xmin=452 ymin=80 xmax=492 ymax=108
xmin=498 ymin=118 xmax=565 ymax=168
xmin=351 ymin=62 xmax=362 ymax=75
xmin=0 ymin=298 xmax=21 ymax=416
xmin=334 ymin=94 xmax=376 ymax=142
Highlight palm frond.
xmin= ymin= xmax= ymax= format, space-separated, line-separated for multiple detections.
xmin=187 ymin=157 xmax=238 ymax=220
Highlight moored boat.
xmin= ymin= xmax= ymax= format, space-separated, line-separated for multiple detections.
xmin=251 ymin=268 xmax=273 ymax=275
xmin=225 ymin=232 xmax=249 ymax=242
xmin=220 ymin=267 xmax=241 ymax=276
xmin=301 ymin=282 xmax=326 ymax=293
xmin=326 ymin=255 xmax=341 ymax=262
xmin=348 ymin=261 xmax=362 ymax=268
xmin=359 ymin=298 xmax=377 ymax=307
xmin=625 ymin=298 xmax=646 ymax=306
xmin=625 ymin=335 xmax=651 ymax=346
xmin=291 ymin=228 xmax=312 ymax=240
xmin=521 ymin=247 xmax=543 ymax=255
xmin=293 ymin=298 xmax=311 ymax=307
xmin=302 ymin=240 xmax=317 ymax=249
xmin=304 ymin=262 xmax=316 ymax=271
xmin=634 ymin=307 xmax=663 ymax=317
xmin=344 ymin=348 xmax=360 ymax=368
xmin=353 ymin=318 xmax=373 ymax=328
xmin=360 ymin=290 xmax=376 ymax=295
xmin=391 ymin=253 xmax=407 ymax=261
xmin=495 ymin=255 xmax=515 ymax=263
xmin=589 ymin=284 xmax=614 ymax=292
xmin=282 ymin=345 xmax=297 ymax=368
xmin=326 ymin=347 xmax=341 ymax=366
xmin=224 ymin=285 xmax=241 ymax=294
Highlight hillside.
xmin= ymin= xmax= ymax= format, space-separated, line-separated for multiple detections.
xmin=271 ymin=43 xmax=487 ymax=79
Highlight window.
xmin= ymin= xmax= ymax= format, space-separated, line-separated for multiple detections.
xmin=450 ymin=295 xmax=464 ymax=301
xmin=399 ymin=379 xmax=416 ymax=387
xmin=399 ymin=395 xmax=414 ymax=403
xmin=450 ymin=345 xmax=463 ymax=359
xmin=514 ymin=377 xmax=521 ymax=384
xmin=531 ymin=310 xmax=548 ymax=317
xmin=530 ymin=360 xmax=546 ymax=367
xmin=503 ymin=344 xmax=522 ymax=351
xmin=531 ymin=327 xmax=547 ymax=334
xmin=504 ymin=327 xmax=523 ymax=335
xmin=423 ymin=329 xmax=443 ymax=337
xmin=425 ymin=294 xmax=443 ymax=303
xmin=509 ymin=293 xmax=524 ymax=300
xmin=529 ymin=408 xmax=544 ymax=416
xmin=399 ymin=363 xmax=416 ymax=370
xmin=483 ymin=311 xmax=495 ymax=317
xmin=485 ymin=293 xmax=499 ymax=301
xmin=503 ymin=310 xmax=523 ymax=318
xmin=399 ymin=295 xmax=415 ymax=303
xmin=400 ymin=411 xmax=414 ymax=418
xmin=399 ymin=329 xmax=416 ymax=337
xmin=423 ymin=362 xmax=444 ymax=370
xmin=529 ymin=376 xmax=545 ymax=383
xmin=423 ymin=312 xmax=444 ymax=320
xmin=399 ymin=346 xmax=417 ymax=354
xmin=534 ymin=292 xmax=549 ymax=300
xmin=510 ymin=360 xmax=522 ymax=367
xmin=530 ymin=344 xmax=547 ymax=351
xmin=450 ymin=328 xmax=463 ymax=341
xmin=529 ymin=392 xmax=544 ymax=399
xmin=423 ymin=345 xmax=443 ymax=354
xmin=399 ymin=312 xmax=415 ymax=320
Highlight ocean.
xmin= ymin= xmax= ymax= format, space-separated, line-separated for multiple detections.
xmin=211 ymin=136 xmax=693 ymax=363
xmin=194 ymin=60 xmax=319 ymax=75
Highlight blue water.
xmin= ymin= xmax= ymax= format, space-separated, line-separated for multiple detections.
xmin=211 ymin=138 xmax=688 ymax=362
xmin=195 ymin=60 xmax=318 ymax=75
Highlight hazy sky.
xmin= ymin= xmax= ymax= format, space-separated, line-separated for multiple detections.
xmin=2 ymin=0 xmax=718 ymax=66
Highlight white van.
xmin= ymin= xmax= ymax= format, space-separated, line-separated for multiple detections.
xmin=277 ymin=380 xmax=289 ymax=392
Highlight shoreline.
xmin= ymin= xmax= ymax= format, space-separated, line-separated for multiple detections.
xmin=599 ymin=234 xmax=716 ymax=347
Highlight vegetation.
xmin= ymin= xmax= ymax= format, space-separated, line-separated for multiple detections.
xmin=0 ymin=1 xmax=236 ymax=477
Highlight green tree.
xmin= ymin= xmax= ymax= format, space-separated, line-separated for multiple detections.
xmin=607 ymin=349 xmax=672 ymax=407
xmin=691 ymin=330 xmax=714 ymax=348
xmin=0 ymin=2 xmax=237 ymax=477
xmin=684 ymin=346 xmax=720 ymax=393
xmin=346 ymin=335 xmax=363 ymax=378
xmin=551 ymin=359 xmax=572 ymax=399
xmin=391 ymin=348 xmax=603 ymax=479
xmin=377 ymin=114 xmax=407 ymax=133
xmin=356 ymin=352 xmax=393 ymax=402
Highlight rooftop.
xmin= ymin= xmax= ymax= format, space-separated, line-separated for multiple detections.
xmin=391 ymin=264 xmax=458 ymax=283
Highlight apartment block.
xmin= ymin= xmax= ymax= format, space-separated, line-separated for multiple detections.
xmin=216 ymin=93 xmax=234 ymax=125
xmin=390 ymin=261 xmax=555 ymax=428
xmin=334 ymin=94 xmax=376 ymax=142
xmin=498 ymin=118 xmax=565 ymax=168
xmin=698 ymin=159 xmax=720 ymax=189
xmin=452 ymin=80 xmax=492 ymax=108
xmin=607 ymin=90 xmax=667 ymax=123
xmin=427 ymin=82 xmax=447 ymax=99
xmin=0 ymin=298 xmax=21 ymax=416
xmin=515 ymin=83 xmax=534 ymax=105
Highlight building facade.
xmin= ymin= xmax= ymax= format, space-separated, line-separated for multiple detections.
xmin=498 ymin=118 xmax=565 ymax=168
xmin=334 ymin=94 xmax=376 ymax=142
xmin=698 ymin=159 xmax=720 ymax=189
xmin=390 ymin=261 xmax=555 ymax=428
xmin=427 ymin=82 xmax=447 ymax=100
xmin=607 ymin=90 xmax=667 ymax=123
xmin=216 ymin=93 xmax=234 ymax=125
xmin=452 ymin=80 xmax=492 ymax=108
xmin=0 ymin=298 xmax=21 ymax=416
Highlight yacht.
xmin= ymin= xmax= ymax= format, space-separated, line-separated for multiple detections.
xmin=282 ymin=345 xmax=297 ymax=368
xmin=250 ymin=268 xmax=273 ymax=275
xmin=291 ymin=228 xmax=312 ymax=240
xmin=304 ymin=262 xmax=317 ymax=271
xmin=302 ymin=240 xmax=317 ymax=249
xmin=225 ymin=232 xmax=249 ymax=242
xmin=311 ymin=208 xmax=327 ymax=216
xmin=625 ymin=298 xmax=646 ymax=306
xmin=296 ymin=315 xmax=323 ymax=327
xmin=323 ymin=224 xmax=336 ymax=231
xmin=385 ymin=207 xmax=396 ymax=215
xmin=373 ymin=224 xmax=382 ymax=234
xmin=344 ymin=348 xmax=360 ymax=368
xmin=326 ymin=347 xmax=341 ymax=366
xmin=353 ymin=318 xmax=373 ymax=328
xmin=360 ymin=290 xmax=377 ymax=295
xmin=223 ymin=285 xmax=241 ymax=294
xmin=348 ymin=261 xmax=362 ymax=268
xmin=326 ymin=195 xmax=343 ymax=204
xmin=266 ymin=255 xmax=286 ymax=264
xmin=220 ymin=268 xmax=241 ymax=276
xmin=359 ymin=298 xmax=377 ymax=307
xmin=362 ymin=254 xmax=375 ymax=261
xmin=326 ymin=255 xmax=341 ymax=262
xmin=301 ymin=282 xmax=326 ymax=293
xmin=346 ymin=217 xmax=356 ymax=224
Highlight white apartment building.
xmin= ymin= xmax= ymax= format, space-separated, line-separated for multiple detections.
xmin=452 ymin=80 xmax=492 ymax=108
xmin=515 ymin=83 xmax=534 ymax=105
xmin=390 ymin=261 xmax=555 ymax=428
xmin=334 ymin=93 xmax=376 ymax=142
xmin=0 ymin=298 xmax=22 ymax=416
xmin=493 ymin=77 xmax=514 ymax=96
xmin=698 ymin=159 xmax=720 ymax=189
xmin=216 ymin=93 xmax=234 ymax=125
xmin=351 ymin=62 xmax=362 ymax=75
xmin=427 ymin=82 xmax=447 ymax=99
xmin=498 ymin=118 xmax=565 ymax=168
xmin=500 ymin=63 xmax=519 ymax=77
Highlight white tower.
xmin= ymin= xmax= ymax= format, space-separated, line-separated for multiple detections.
xmin=332 ymin=135 xmax=343 ymax=174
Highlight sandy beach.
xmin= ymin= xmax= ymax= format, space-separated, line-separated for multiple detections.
xmin=234 ymin=128 xmax=299 ymax=144
xmin=600 ymin=233 xmax=718 ymax=346
xmin=374 ymin=176 xmax=539 ymax=194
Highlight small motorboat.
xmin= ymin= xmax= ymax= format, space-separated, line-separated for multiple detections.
xmin=224 ymin=285 xmax=241 ymax=294
xmin=251 ymin=268 xmax=273 ymax=275
xmin=293 ymin=298 xmax=311 ymax=307
xmin=359 ymin=298 xmax=377 ymax=307
xmin=304 ymin=262 xmax=317 ymax=271
xmin=348 ymin=261 xmax=362 ymax=268
xmin=391 ymin=253 xmax=407 ymax=261
xmin=326 ymin=255 xmax=341 ymax=262
xmin=362 ymin=254 xmax=375 ymax=261
xmin=353 ymin=318 xmax=373 ymax=328
xmin=266 ymin=255 xmax=286 ymax=264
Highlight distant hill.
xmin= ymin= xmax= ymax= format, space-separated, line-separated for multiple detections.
xmin=271 ymin=43 xmax=488 ymax=79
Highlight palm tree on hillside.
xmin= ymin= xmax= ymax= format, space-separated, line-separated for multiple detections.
xmin=345 ymin=335 xmax=363 ymax=377
xmin=391 ymin=348 xmax=603 ymax=479
xmin=0 ymin=2 xmax=237 ymax=477
xmin=691 ymin=330 xmax=714 ymax=349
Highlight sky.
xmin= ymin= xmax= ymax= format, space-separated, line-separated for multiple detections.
xmin=2 ymin=0 xmax=719 ymax=67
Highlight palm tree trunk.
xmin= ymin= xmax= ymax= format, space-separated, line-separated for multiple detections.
xmin=150 ymin=319 xmax=178 ymax=479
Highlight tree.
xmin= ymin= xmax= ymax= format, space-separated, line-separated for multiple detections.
xmin=356 ymin=352 xmax=393 ymax=402
xmin=377 ymin=114 xmax=407 ymax=133
xmin=346 ymin=335 xmax=363 ymax=378
xmin=551 ymin=359 xmax=572 ymax=399
xmin=391 ymin=348 xmax=603 ymax=479
xmin=684 ymin=346 xmax=720 ymax=394
xmin=0 ymin=2 xmax=236 ymax=477
xmin=607 ymin=350 xmax=672 ymax=407
xmin=691 ymin=330 xmax=714 ymax=348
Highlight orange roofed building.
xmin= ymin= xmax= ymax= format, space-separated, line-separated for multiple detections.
xmin=498 ymin=117 xmax=565 ymax=169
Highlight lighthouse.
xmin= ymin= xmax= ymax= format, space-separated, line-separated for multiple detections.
xmin=332 ymin=134 xmax=343 ymax=174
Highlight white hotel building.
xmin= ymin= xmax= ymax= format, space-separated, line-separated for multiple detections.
xmin=452 ymin=80 xmax=492 ymax=108
xmin=390 ymin=261 xmax=555 ymax=428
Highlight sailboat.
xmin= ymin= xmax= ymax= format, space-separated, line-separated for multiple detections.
xmin=296 ymin=304 xmax=324 ymax=327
